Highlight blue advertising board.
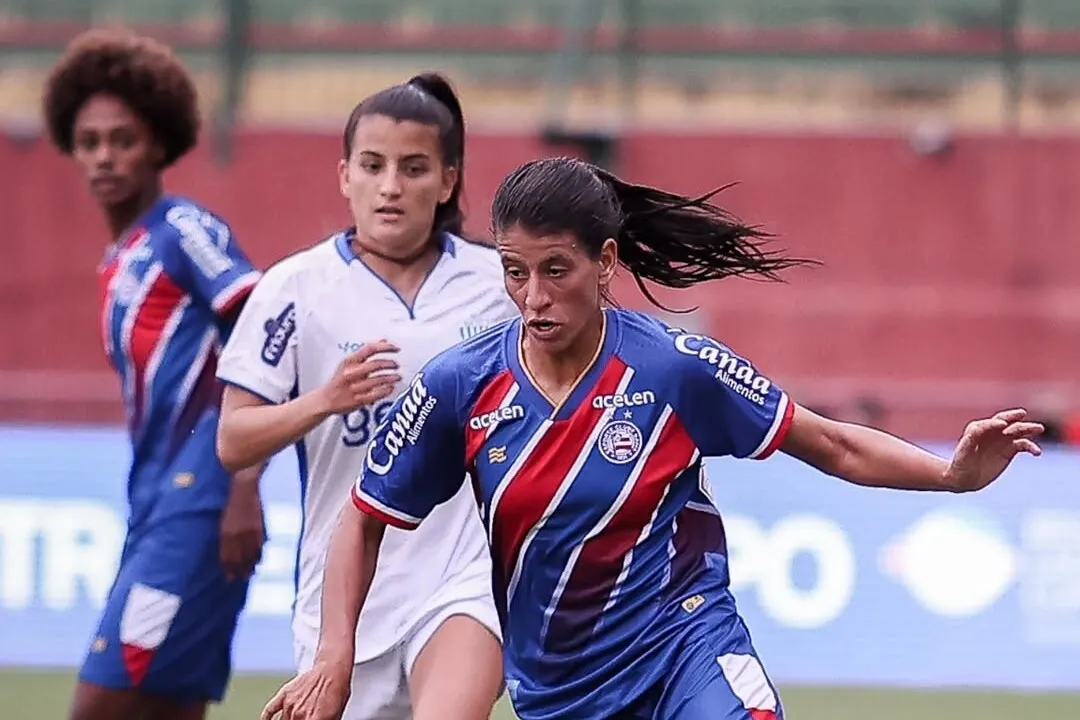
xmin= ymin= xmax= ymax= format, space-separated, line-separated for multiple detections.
xmin=1 ymin=425 xmax=1077 ymax=689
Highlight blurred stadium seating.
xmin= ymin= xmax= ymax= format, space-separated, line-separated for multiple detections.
xmin=1 ymin=0 xmax=1078 ymax=438
xmin=3 ymin=0 xmax=1080 ymax=128
xmin=2 ymin=0 xmax=1078 ymax=29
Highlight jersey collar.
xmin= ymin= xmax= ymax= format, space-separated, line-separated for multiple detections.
xmin=334 ymin=229 xmax=456 ymax=264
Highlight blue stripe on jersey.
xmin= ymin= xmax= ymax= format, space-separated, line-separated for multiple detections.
xmin=507 ymin=369 xmax=670 ymax=645
xmin=290 ymin=382 xmax=310 ymax=608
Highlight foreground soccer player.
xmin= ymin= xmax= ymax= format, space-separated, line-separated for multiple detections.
xmin=43 ymin=29 xmax=265 ymax=720
xmin=263 ymin=157 xmax=1043 ymax=720
xmin=217 ymin=74 xmax=511 ymax=719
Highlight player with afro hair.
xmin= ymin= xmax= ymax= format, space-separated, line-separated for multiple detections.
xmin=43 ymin=28 xmax=200 ymax=236
xmin=44 ymin=29 xmax=266 ymax=720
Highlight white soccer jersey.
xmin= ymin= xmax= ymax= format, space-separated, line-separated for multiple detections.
xmin=217 ymin=232 xmax=517 ymax=663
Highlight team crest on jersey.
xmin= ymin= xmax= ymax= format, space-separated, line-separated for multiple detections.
xmin=597 ymin=419 xmax=643 ymax=465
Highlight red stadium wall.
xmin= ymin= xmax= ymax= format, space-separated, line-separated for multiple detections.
xmin=2 ymin=130 xmax=1077 ymax=438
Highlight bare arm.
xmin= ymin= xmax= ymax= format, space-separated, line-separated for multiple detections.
xmin=217 ymin=384 xmax=333 ymax=472
xmin=781 ymin=404 xmax=953 ymax=491
xmin=312 ymin=506 xmax=386 ymax=668
xmin=219 ymin=460 xmax=270 ymax=581
xmin=216 ymin=339 xmax=401 ymax=472
xmin=781 ymin=404 xmax=1044 ymax=493
xmin=231 ymin=462 xmax=267 ymax=487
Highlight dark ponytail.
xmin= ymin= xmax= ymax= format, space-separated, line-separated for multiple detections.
xmin=491 ymin=156 xmax=814 ymax=312
xmin=406 ymin=73 xmax=466 ymax=237
xmin=593 ymin=168 xmax=813 ymax=308
xmin=341 ymin=72 xmax=467 ymax=238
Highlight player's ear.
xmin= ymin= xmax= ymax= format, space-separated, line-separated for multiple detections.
xmin=597 ymin=237 xmax=618 ymax=286
xmin=337 ymin=158 xmax=350 ymax=199
xmin=439 ymin=165 xmax=458 ymax=205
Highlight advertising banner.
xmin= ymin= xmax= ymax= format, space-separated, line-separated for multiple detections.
xmin=1 ymin=426 xmax=1077 ymax=689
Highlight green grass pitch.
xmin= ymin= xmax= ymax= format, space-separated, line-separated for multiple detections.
xmin=2 ymin=669 xmax=1077 ymax=719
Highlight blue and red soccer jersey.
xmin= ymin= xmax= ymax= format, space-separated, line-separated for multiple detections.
xmin=98 ymin=195 xmax=259 ymax=520
xmin=354 ymin=308 xmax=791 ymax=719
xmin=82 ymin=195 xmax=260 ymax=702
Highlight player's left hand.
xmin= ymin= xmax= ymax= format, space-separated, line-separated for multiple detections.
xmin=220 ymin=475 xmax=265 ymax=581
xmin=943 ymin=408 xmax=1044 ymax=492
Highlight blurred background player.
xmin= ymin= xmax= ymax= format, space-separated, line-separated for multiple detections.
xmin=42 ymin=28 xmax=267 ymax=720
xmin=263 ymin=156 xmax=1044 ymax=720
xmin=215 ymin=74 xmax=512 ymax=719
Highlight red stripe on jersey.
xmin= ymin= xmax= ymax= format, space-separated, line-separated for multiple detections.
xmin=128 ymin=272 xmax=185 ymax=431
xmin=750 ymin=710 xmax=778 ymax=720
xmin=491 ymin=357 xmax=628 ymax=587
xmin=548 ymin=412 xmax=697 ymax=649
xmin=464 ymin=369 xmax=516 ymax=469
xmin=757 ymin=396 xmax=795 ymax=460
xmin=98 ymin=228 xmax=149 ymax=361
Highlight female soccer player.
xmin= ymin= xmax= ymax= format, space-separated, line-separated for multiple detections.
xmin=216 ymin=74 xmax=512 ymax=719
xmin=42 ymin=29 xmax=266 ymax=720
xmin=263 ymin=156 xmax=1044 ymax=720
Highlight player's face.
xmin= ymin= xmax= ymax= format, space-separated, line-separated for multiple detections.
xmin=497 ymin=225 xmax=617 ymax=352
xmin=71 ymin=93 xmax=162 ymax=210
xmin=339 ymin=115 xmax=457 ymax=260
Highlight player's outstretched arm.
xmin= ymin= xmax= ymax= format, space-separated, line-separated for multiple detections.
xmin=217 ymin=340 xmax=401 ymax=471
xmin=666 ymin=326 xmax=1042 ymax=494
xmin=781 ymin=404 xmax=1044 ymax=493
xmin=262 ymin=504 xmax=383 ymax=720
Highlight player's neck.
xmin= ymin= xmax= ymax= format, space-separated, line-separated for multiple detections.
xmin=524 ymin=310 xmax=605 ymax=401
xmin=106 ymin=182 xmax=162 ymax=242
xmin=350 ymin=236 xmax=442 ymax=307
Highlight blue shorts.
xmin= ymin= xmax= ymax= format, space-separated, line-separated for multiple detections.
xmin=620 ymin=616 xmax=784 ymax=720
xmin=78 ymin=510 xmax=250 ymax=704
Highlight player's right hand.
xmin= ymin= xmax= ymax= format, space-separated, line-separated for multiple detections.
xmin=261 ymin=661 xmax=351 ymax=720
xmin=319 ymin=339 xmax=401 ymax=416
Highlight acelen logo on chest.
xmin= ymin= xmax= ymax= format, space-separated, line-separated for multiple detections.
xmin=468 ymin=405 xmax=525 ymax=431
xmin=366 ymin=373 xmax=438 ymax=476
xmin=591 ymin=390 xmax=656 ymax=410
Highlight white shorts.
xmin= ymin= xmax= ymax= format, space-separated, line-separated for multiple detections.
xmin=294 ymin=596 xmax=501 ymax=720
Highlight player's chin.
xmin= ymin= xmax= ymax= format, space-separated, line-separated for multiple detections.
xmin=90 ymin=183 xmax=134 ymax=209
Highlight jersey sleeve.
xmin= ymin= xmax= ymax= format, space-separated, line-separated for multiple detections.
xmin=668 ymin=328 xmax=794 ymax=460
xmin=215 ymin=263 xmax=298 ymax=405
xmin=351 ymin=356 xmax=467 ymax=530
xmin=165 ymin=203 xmax=261 ymax=319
